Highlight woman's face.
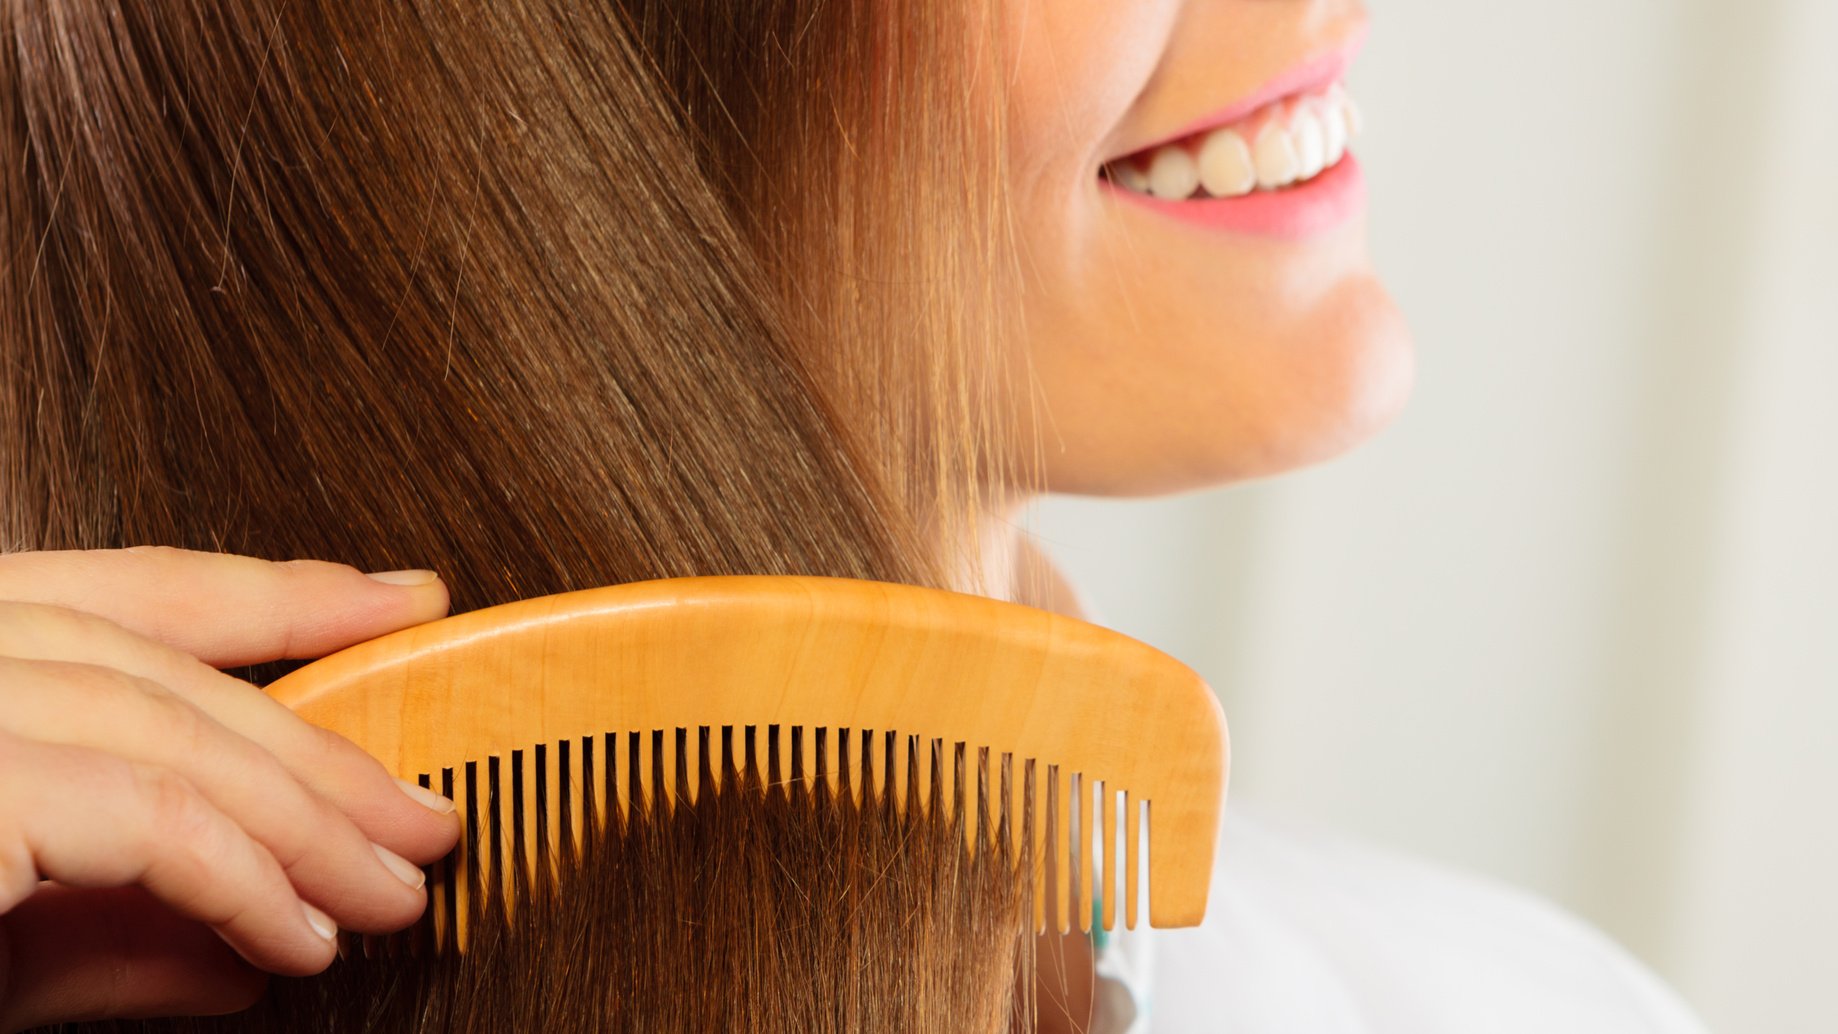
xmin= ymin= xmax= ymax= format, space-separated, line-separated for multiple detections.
xmin=1000 ymin=0 xmax=1413 ymax=495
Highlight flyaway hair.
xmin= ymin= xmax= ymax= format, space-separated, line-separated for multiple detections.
xmin=2 ymin=0 xmax=1038 ymax=1030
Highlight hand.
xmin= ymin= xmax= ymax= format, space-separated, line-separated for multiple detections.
xmin=0 ymin=546 xmax=462 ymax=1032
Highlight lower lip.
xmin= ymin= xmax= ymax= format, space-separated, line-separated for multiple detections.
xmin=1100 ymin=153 xmax=1366 ymax=240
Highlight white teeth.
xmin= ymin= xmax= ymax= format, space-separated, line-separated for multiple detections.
xmin=1146 ymin=145 xmax=1200 ymax=200
xmin=1252 ymin=120 xmax=1299 ymax=189
xmin=1289 ymin=104 xmax=1326 ymax=181
xmin=1108 ymin=84 xmax=1360 ymax=200
xmin=1197 ymin=128 xmax=1256 ymax=198
xmin=1320 ymin=98 xmax=1348 ymax=167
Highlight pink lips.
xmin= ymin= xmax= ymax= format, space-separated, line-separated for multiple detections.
xmin=1120 ymin=29 xmax=1369 ymax=158
xmin=1100 ymin=30 xmax=1371 ymax=240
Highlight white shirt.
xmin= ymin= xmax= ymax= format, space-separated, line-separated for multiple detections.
xmin=1092 ymin=802 xmax=1712 ymax=1033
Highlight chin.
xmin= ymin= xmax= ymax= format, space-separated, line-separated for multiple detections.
xmin=1241 ymin=293 xmax=1417 ymax=480
xmin=1039 ymin=292 xmax=1416 ymax=498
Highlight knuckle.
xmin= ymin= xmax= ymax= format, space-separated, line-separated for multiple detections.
xmin=51 ymin=749 xmax=152 ymax=886
xmin=234 ymin=755 xmax=325 ymax=877
xmin=300 ymin=720 xmax=356 ymax=774
xmin=272 ymin=557 xmax=347 ymax=578
xmin=116 ymin=671 xmax=212 ymax=757
xmin=306 ymin=723 xmax=389 ymax=796
xmin=137 ymin=765 xmax=216 ymax=846
xmin=121 ymin=544 xmax=190 ymax=564
xmin=292 ymin=723 xmax=409 ymax=830
xmin=269 ymin=558 xmax=359 ymax=609
xmin=135 ymin=700 xmax=322 ymax=878
xmin=132 ymin=766 xmax=242 ymax=913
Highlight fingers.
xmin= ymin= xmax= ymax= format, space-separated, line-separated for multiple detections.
xmin=0 ymin=602 xmax=461 ymax=866
xmin=0 ymin=661 xmax=438 ymax=938
xmin=0 ymin=546 xmax=462 ymax=1029
xmin=0 ymin=733 xmax=340 ymax=982
xmin=0 ymin=546 xmax=450 ymax=668
xmin=0 ymin=885 xmax=267 ymax=1033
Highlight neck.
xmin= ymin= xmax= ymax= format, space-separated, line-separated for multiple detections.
xmin=976 ymin=501 xmax=1027 ymax=603
xmin=964 ymin=497 xmax=1088 ymax=619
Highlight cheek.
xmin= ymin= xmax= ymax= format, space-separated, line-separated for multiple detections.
xmin=1015 ymin=217 xmax=1415 ymax=495
xmin=994 ymin=0 xmax=1411 ymax=493
xmin=1000 ymin=0 xmax=1177 ymax=187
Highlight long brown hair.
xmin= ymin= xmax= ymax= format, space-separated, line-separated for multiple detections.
xmin=3 ymin=0 xmax=1036 ymax=1029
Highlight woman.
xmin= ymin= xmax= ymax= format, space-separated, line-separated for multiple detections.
xmin=0 ymin=0 xmax=1708 ymax=1031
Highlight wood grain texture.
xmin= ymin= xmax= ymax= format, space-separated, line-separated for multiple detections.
xmin=266 ymin=575 xmax=1228 ymax=932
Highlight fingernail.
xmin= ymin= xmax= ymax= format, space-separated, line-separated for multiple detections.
xmin=366 ymin=569 xmax=438 ymax=586
xmin=396 ymin=777 xmax=457 ymax=814
xmin=302 ymin=901 xmax=337 ymax=942
xmin=372 ymin=842 xmax=428 ymax=891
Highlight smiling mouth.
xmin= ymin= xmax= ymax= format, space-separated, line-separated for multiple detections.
xmin=1100 ymin=83 xmax=1364 ymax=202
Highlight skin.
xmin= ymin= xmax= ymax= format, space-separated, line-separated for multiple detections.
xmin=0 ymin=550 xmax=462 ymax=1030
xmin=998 ymin=0 xmax=1413 ymax=500
xmin=996 ymin=3 xmax=1413 ymax=1029
xmin=0 ymin=3 xmax=1410 ymax=1029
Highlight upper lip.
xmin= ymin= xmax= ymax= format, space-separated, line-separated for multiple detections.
xmin=1106 ymin=26 xmax=1369 ymax=163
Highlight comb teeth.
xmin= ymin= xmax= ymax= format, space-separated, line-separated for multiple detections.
xmin=349 ymin=724 xmax=1152 ymax=958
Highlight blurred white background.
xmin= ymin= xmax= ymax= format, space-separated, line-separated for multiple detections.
xmin=1031 ymin=2 xmax=1837 ymax=1031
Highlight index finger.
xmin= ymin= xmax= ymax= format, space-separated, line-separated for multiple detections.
xmin=0 ymin=547 xmax=450 ymax=668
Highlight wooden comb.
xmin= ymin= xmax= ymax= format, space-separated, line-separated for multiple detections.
xmin=265 ymin=575 xmax=1228 ymax=953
